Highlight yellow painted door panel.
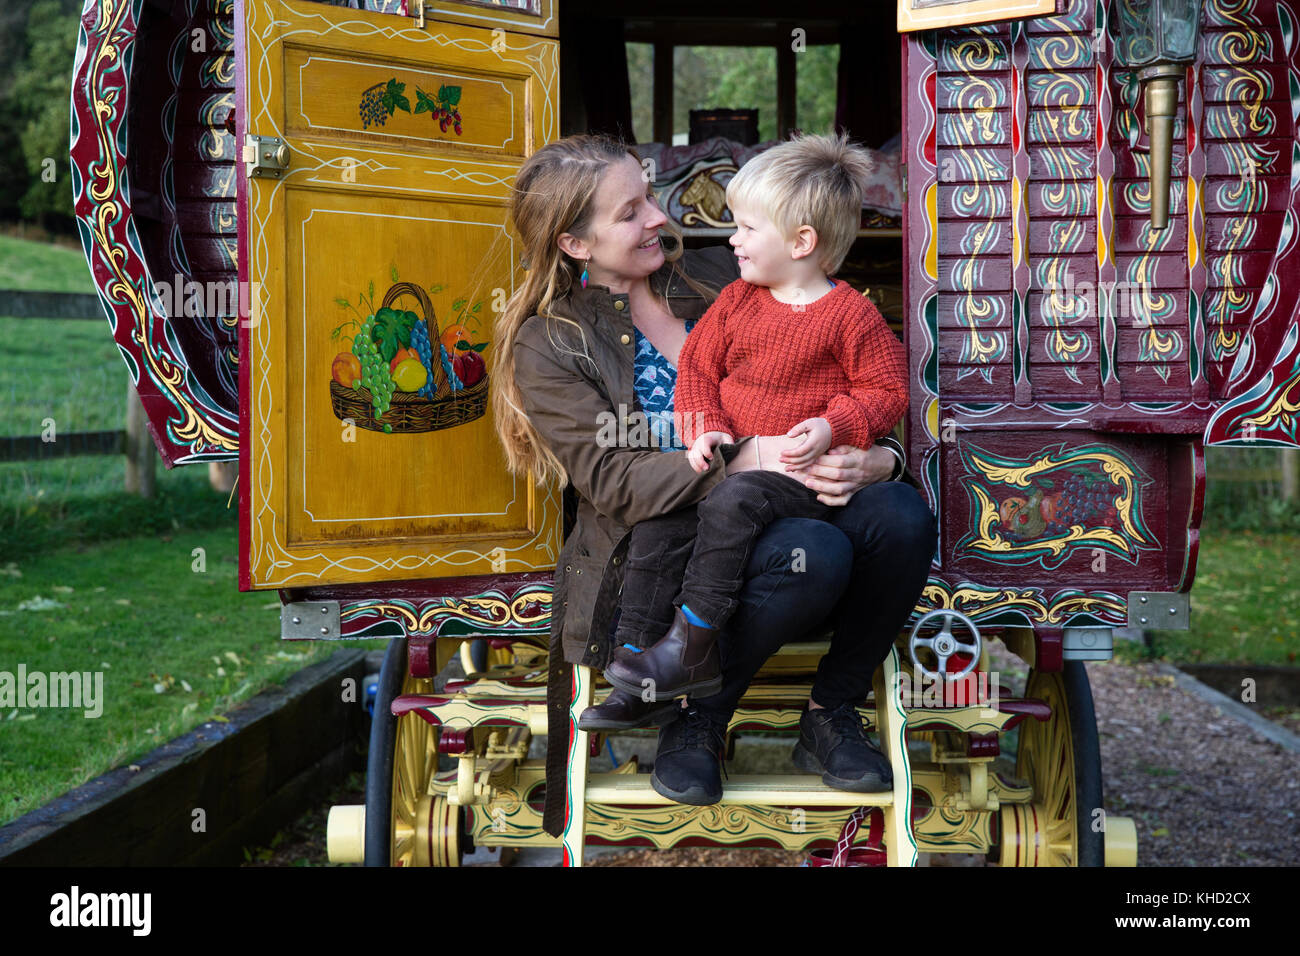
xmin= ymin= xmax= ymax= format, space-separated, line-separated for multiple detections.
xmin=237 ymin=0 xmax=560 ymax=589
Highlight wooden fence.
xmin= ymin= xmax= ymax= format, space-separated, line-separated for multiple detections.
xmin=1 ymin=290 xmax=160 ymax=495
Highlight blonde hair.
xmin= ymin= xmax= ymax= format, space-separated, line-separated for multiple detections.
xmin=492 ymin=134 xmax=719 ymax=487
xmin=725 ymin=131 xmax=873 ymax=275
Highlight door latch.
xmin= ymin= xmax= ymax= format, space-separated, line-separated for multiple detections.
xmin=244 ymin=134 xmax=290 ymax=179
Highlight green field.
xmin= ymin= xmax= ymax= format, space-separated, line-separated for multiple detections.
xmin=0 ymin=522 xmax=379 ymax=826
xmin=0 ymin=233 xmax=96 ymax=293
xmin=0 ymin=316 xmax=124 ymax=440
xmin=1139 ymin=528 xmax=1300 ymax=666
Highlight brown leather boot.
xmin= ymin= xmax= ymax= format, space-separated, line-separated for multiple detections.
xmin=603 ymin=608 xmax=722 ymax=700
xmin=577 ymin=689 xmax=679 ymax=731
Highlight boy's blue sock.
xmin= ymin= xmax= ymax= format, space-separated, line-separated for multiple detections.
xmin=680 ymin=604 xmax=715 ymax=629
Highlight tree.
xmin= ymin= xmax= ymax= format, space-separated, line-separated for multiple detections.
xmin=626 ymin=42 xmax=841 ymax=145
xmin=0 ymin=0 xmax=40 ymax=222
xmin=10 ymin=0 xmax=81 ymax=229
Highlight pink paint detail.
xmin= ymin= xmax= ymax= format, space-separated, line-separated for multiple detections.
xmin=1095 ymin=63 xmax=1104 ymax=152
xmin=234 ymin=0 xmax=252 ymax=592
xmin=1011 ymin=68 xmax=1020 ymax=154
xmin=923 ymin=70 xmax=937 ymax=166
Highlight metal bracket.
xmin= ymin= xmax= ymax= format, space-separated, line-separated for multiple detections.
xmin=244 ymin=134 xmax=291 ymax=179
xmin=281 ymin=601 xmax=341 ymax=639
xmin=1127 ymin=591 xmax=1189 ymax=630
xmin=1062 ymin=627 xmax=1114 ymax=661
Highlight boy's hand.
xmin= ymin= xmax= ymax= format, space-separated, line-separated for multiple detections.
xmin=688 ymin=431 xmax=734 ymax=472
xmin=780 ymin=418 xmax=832 ymax=469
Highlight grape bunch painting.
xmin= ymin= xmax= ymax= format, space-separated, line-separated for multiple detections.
xmin=958 ymin=443 xmax=1156 ymax=571
xmin=357 ymin=78 xmax=466 ymax=136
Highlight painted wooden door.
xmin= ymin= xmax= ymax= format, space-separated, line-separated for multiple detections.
xmin=901 ymin=0 xmax=1300 ymax=644
xmin=234 ymin=0 xmax=560 ymax=589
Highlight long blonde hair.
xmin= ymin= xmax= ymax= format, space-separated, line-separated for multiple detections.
xmin=493 ymin=134 xmax=719 ymax=487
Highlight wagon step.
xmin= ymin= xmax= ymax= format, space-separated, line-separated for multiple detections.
xmin=584 ymin=773 xmax=894 ymax=807
xmin=561 ymin=645 xmax=919 ymax=866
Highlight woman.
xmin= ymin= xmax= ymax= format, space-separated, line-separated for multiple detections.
xmin=492 ymin=135 xmax=937 ymax=835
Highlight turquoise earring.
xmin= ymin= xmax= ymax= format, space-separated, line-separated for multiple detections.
xmin=580 ymin=256 xmax=589 ymax=289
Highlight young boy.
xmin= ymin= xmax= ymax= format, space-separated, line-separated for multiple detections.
xmin=601 ymin=132 xmax=908 ymax=719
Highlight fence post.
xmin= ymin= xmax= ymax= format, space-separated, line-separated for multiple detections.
xmin=124 ymin=381 xmax=156 ymax=498
xmin=1284 ymin=449 xmax=1298 ymax=503
xmin=208 ymin=460 xmax=237 ymax=494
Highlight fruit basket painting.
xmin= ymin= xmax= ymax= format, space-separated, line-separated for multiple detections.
xmin=328 ymin=271 xmax=489 ymax=434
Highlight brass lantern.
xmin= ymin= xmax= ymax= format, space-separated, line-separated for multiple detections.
xmin=1113 ymin=0 xmax=1203 ymax=230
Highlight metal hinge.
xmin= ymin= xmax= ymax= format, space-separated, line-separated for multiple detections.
xmin=1127 ymin=591 xmax=1189 ymax=630
xmin=244 ymin=134 xmax=291 ymax=179
xmin=281 ymin=601 xmax=341 ymax=639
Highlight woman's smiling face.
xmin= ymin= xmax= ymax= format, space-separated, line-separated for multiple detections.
xmin=564 ymin=154 xmax=668 ymax=293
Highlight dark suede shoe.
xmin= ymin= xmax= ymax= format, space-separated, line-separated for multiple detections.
xmin=650 ymin=706 xmax=728 ymax=805
xmin=792 ymin=701 xmax=893 ymax=792
xmin=604 ymin=607 xmax=721 ymax=700
xmin=578 ymin=688 xmax=679 ymax=732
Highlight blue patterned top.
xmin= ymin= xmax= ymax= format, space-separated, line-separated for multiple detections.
xmin=633 ymin=318 xmax=697 ymax=452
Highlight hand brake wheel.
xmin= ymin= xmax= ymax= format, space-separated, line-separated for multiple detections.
xmin=908 ymin=608 xmax=981 ymax=680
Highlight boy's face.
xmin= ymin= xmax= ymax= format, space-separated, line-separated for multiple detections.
xmin=728 ymin=198 xmax=798 ymax=287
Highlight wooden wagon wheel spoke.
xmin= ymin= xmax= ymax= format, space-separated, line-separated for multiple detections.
xmin=1010 ymin=664 xmax=1104 ymax=867
xmin=391 ymin=668 xmax=448 ymax=867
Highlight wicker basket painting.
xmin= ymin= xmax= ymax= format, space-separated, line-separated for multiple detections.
xmin=328 ymin=279 xmax=489 ymax=434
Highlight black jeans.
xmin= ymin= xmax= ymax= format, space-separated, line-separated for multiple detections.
xmin=616 ymin=469 xmax=832 ymax=642
xmin=614 ymin=476 xmax=938 ymax=718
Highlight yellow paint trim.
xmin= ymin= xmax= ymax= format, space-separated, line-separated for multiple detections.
xmin=924 ymin=182 xmax=938 ymax=281
xmin=1096 ymin=174 xmax=1108 ymax=268
xmin=1012 ymin=176 xmax=1022 ymax=268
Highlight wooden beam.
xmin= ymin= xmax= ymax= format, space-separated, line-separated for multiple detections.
xmin=572 ymin=0 xmax=877 ymax=22
xmin=777 ymin=24 xmax=796 ymax=138
xmin=625 ymin=21 xmax=841 ymax=46
xmin=0 ymin=430 xmax=126 ymax=462
xmin=653 ymin=40 xmax=674 ymax=145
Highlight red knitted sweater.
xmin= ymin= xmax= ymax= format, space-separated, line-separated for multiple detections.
xmin=674 ymin=278 xmax=908 ymax=450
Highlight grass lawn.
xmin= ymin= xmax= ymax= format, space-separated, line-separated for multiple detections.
xmin=0 ymin=522 xmax=379 ymax=827
xmin=1124 ymin=526 xmax=1299 ymax=667
xmin=1 ymin=458 xmax=241 ymax=565
xmin=0 ymin=233 xmax=97 ymax=293
xmin=0 ymin=316 xmax=125 ymax=440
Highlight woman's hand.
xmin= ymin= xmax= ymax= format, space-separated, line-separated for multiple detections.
xmin=784 ymin=443 xmax=896 ymax=506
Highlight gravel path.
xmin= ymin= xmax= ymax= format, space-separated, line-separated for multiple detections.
xmin=1086 ymin=658 xmax=1300 ymax=867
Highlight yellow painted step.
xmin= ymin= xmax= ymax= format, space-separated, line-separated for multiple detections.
xmin=584 ymin=773 xmax=895 ymax=807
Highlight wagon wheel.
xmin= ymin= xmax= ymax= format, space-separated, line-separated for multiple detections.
xmin=364 ymin=637 xmax=463 ymax=866
xmin=1002 ymin=662 xmax=1103 ymax=866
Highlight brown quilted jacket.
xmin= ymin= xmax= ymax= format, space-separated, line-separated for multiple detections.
xmin=511 ymin=244 xmax=905 ymax=837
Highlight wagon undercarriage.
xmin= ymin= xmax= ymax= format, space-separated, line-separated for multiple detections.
xmin=327 ymin=627 xmax=1137 ymax=866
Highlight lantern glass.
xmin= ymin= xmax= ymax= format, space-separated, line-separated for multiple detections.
xmin=1114 ymin=0 xmax=1203 ymax=67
